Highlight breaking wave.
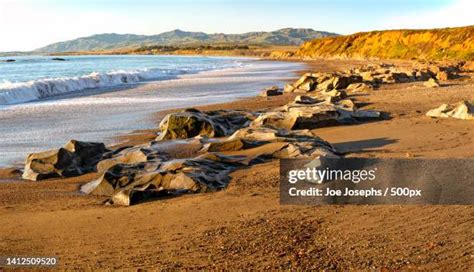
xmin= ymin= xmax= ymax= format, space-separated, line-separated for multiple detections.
xmin=0 ymin=68 xmax=189 ymax=105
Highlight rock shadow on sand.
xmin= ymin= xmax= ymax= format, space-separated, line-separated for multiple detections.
xmin=333 ymin=137 xmax=398 ymax=154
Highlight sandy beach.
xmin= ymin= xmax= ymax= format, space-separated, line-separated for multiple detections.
xmin=0 ymin=58 xmax=473 ymax=270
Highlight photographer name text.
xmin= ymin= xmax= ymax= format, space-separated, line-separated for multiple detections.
xmin=288 ymin=187 xmax=422 ymax=198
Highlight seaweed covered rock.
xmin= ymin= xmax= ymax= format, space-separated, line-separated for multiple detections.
xmin=23 ymin=140 xmax=109 ymax=181
xmin=81 ymin=127 xmax=337 ymax=205
xmin=251 ymin=97 xmax=380 ymax=130
xmin=157 ymin=109 xmax=254 ymax=140
xmin=284 ymin=72 xmax=363 ymax=93
xmin=426 ymin=101 xmax=474 ymax=120
xmin=81 ymin=155 xmax=240 ymax=206
xmin=96 ymin=145 xmax=168 ymax=173
xmin=260 ymin=86 xmax=283 ymax=96
xmin=219 ymin=127 xmax=337 ymax=159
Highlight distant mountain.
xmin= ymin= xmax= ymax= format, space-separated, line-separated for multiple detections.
xmin=35 ymin=28 xmax=339 ymax=53
xmin=297 ymin=26 xmax=474 ymax=61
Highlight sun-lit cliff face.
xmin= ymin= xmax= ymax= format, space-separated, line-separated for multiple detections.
xmin=296 ymin=26 xmax=474 ymax=61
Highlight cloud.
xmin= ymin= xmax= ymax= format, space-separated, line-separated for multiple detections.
xmin=381 ymin=0 xmax=474 ymax=30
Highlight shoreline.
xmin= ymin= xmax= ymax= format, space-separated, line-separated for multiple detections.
xmin=0 ymin=57 xmax=470 ymax=172
xmin=0 ymin=57 xmax=305 ymax=170
xmin=0 ymin=55 xmax=259 ymax=106
xmin=0 ymin=56 xmax=407 ymax=171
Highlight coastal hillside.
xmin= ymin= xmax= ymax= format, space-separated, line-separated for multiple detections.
xmin=296 ymin=26 xmax=474 ymax=61
xmin=36 ymin=28 xmax=338 ymax=53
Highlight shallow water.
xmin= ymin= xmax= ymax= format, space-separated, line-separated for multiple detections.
xmin=0 ymin=55 xmax=245 ymax=104
xmin=0 ymin=57 xmax=303 ymax=167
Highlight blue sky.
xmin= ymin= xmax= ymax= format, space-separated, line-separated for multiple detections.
xmin=0 ymin=0 xmax=472 ymax=51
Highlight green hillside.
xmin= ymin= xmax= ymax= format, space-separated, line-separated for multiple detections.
xmin=36 ymin=28 xmax=338 ymax=53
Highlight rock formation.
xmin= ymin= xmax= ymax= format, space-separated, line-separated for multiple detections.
xmin=284 ymin=62 xmax=464 ymax=99
xmin=426 ymin=101 xmax=474 ymax=120
xmin=260 ymin=86 xmax=283 ymax=96
xmin=157 ymin=109 xmax=255 ymax=140
xmin=23 ymin=140 xmax=110 ymax=181
xmin=96 ymin=145 xmax=168 ymax=173
xmin=81 ymin=155 xmax=238 ymax=206
xmin=252 ymin=98 xmax=380 ymax=130
xmin=257 ymin=73 xmax=381 ymax=131
xmin=346 ymin=82 xmax=374 ymax=92
xmin=284 ymin=72 xmax=363 ymax=93
xmin=423 ymin=78 xmax=440 ymax=88
xmin=81 ymin=127 xmax=337 ymax=205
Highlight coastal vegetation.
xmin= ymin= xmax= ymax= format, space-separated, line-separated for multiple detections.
xmin=296 ymin=26 xmax=474 ymax=61
xmin=35 ymin=28 xmax=338 ymax=53
xmin=15 ymin=26 xmax=472 ymax=62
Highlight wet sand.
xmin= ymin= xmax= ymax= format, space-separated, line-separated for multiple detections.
xmin=0 ymin=60 xmax=302 ymax=167
xmin=0 ymin=59 xmax=473 ymax=270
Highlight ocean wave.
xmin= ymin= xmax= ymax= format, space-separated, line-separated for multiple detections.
xmin=0 ymin=68 xmax=184 ymax=105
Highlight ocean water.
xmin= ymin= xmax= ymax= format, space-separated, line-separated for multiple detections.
xmin=0 ymin=55 xmax=244 ymax=105
xmin=0 ymin=55 xmax=303 ymax=167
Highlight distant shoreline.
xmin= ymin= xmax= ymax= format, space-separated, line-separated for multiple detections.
xmin=4 ymin=25 xmax=469 ymax=61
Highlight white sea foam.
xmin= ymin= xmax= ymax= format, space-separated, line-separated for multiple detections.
xmin=0 ymin=59 xmax=303 ymax=167
xmin=0 ymin=68 xmax=182 ymax=105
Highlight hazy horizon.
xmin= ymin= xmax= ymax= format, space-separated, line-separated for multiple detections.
xmin=1 ymin=0 xmax=473 ymax=52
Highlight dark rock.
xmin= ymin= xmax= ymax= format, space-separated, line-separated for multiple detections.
xmin=96 ymin=146 xmax=168 ymax=173
xmin=332 ymin=75 xmax=362 ymax=89
xmin=415 ymin=69 xmax=435 ymax=81
xmin=22 ymin=140 xmax=110 ymax=181
xmin=157 ymin=109 xmax=254 ymax=140
xmin=388 ymin=72 xmax=412 ymax=83
xmin=294 ymin=95 xmax=321 ymax=104
xmin=51 ymin=57 xmax=67 ymax=61
xmin=332 ymin=76 xmax=349 ymax=89
xmin=260 ymin=86 xmax=283 ymax=96
xmin=81 ymin=154 xmax=245 ymax=205
xmin=81 ymin=127 xmax=338 ymax=205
